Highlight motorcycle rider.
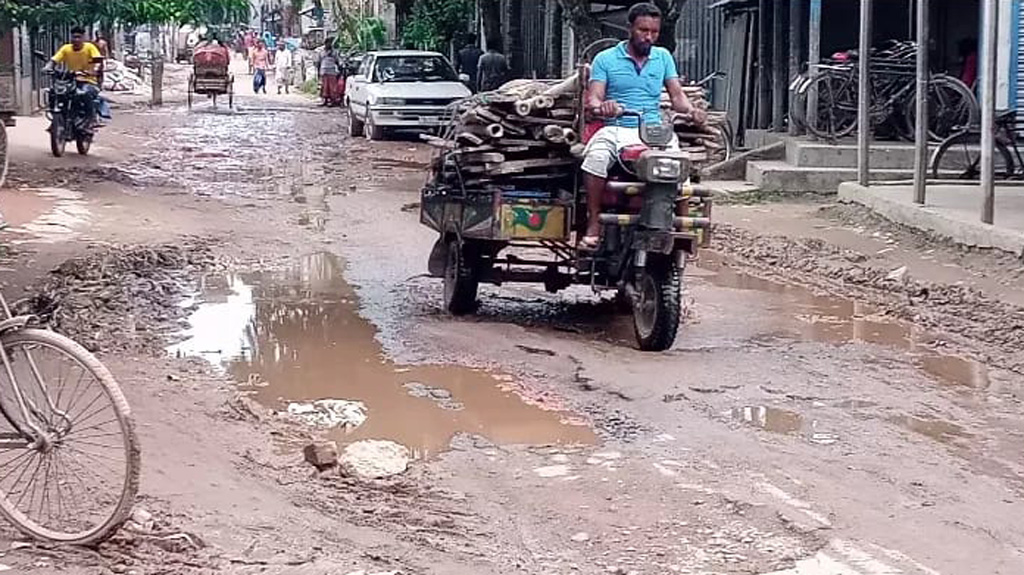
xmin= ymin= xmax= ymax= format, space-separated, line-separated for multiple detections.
xmin=44 ymin=27 xmax=108 ymax=127
xmin=581 ymin=2 xmax=707 ymax=249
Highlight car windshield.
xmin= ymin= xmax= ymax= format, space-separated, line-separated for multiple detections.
xmin=374 ymin=56 xmax=457 ymax=82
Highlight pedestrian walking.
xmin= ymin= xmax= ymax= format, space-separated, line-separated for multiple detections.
xmin=275 ymin=42 xmax=293 ymax=95
xmin=251 ymin=40 xmax=269 ymax=94
xmin=456 ymin=34 xmax=483 ymax=92
xmin=477 ymin=40 xmax=510 ymax=92
xmin=318 ymin=39 xmax=341 ymax=106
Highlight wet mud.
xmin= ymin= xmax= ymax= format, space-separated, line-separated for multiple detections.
xmin=170 ymin=252 xmax=595 ymax=457
xmin=697 ymin=252 xmax=990 ymax=389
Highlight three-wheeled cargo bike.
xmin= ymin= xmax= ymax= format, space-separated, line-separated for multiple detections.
xmin=419 ymin=46 xmax=714 ymax=351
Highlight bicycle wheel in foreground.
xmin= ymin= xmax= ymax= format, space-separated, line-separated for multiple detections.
xmin=929 ymin=131 xmax=1014 ymax=180
xmin=0 ymin=329 xmax=139 ymax=545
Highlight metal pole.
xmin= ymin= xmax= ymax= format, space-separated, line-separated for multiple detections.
xmin=807 ymin=0 xmax=821 ymax=132
xmin=772 ymin=0 xmax=786 ymax=132
xmin=857 ymin=0 xmax=873 ymax=186
xmin=789 ymin=0 xmax=804 ymax=135
xmin=980 ymin=0 xmax=998 ymax=224
xmin=912 ymin=0 xmax=929 ymax=204
xmin=757 ymin=0 xmax=771 ymax=129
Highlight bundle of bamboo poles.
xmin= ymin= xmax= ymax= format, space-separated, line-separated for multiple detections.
xmin=661 ymin=85 xmax=728 ymax=164
xmin=422 ymin=75 xmax=581 ymax=187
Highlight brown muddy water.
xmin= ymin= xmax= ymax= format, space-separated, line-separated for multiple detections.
xmin=696 ymin=253 xmax=989 ymax=389
xmin=169 ymin=253 xmax=595 ymax=458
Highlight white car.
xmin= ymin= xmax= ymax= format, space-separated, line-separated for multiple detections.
xmin=345 ymin=50 xmax=471 ymax=140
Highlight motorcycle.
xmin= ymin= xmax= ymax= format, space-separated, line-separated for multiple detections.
xmin=582 ymin=109 xmax=701 ymax=349
xmin=44 ymin=65 xmax=99 ymax=157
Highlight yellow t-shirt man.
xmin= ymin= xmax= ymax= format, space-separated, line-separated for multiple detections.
xmin=52 ymin=42 xmax=103 ymax=85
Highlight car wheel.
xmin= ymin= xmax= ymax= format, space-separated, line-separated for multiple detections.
xmin=364 ymin=110 xmax=385 ymax=141
xmin=348 ymin=103 xmax=365 ymax=137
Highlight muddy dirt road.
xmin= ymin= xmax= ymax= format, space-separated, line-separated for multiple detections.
xmin=0 ymin=67 xmax=1022 ymax=574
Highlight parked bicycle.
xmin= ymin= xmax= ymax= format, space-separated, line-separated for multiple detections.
xmin=930 ymin=109 xmax=1023 ymax=180
xmin=791 ymin=40 xmax=978 ymax=143
xmin=0 ymin=291 xmax=139 ymax=545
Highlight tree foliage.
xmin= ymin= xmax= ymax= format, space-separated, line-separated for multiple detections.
xmin=558 ymin=0 xmax=688 ymax=58
xmin=0 ymin=0 xmax=251 ymax=28
xmin=337 ymin=15 xmax=387 ymax=51
xmin=400 ymin=0 xmax=472 ymax=52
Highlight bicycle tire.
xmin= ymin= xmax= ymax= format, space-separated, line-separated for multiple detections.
xmin=804 ymin=71 xmax=859 ymax=140
xmin=706 ymin=121 xmax=733 ymax=164
xmin=903 ymin=75 xmax=979 ymax=142
xmin=0 ymin=328 xmax=139 ymax=546
xmin=929 ymin=131 xmax=1014 ymax=180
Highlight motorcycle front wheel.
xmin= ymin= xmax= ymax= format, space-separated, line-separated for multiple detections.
xmin=49 ymin=114 xmax=66 ymax=158
xmin=632 ymin=256 xmax=683 ymax=352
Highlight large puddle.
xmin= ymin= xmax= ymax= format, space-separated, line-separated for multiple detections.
xmin=697 ymin=253 xmax=989 ymax=389
xmin=169 ymin=253 xmax=595 ymax=458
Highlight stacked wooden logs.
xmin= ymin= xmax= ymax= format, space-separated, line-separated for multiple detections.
xmin=662 ymin=85 xmax=729 ymax=164
xmin=423 ymin=75 xmax=581 ymax=187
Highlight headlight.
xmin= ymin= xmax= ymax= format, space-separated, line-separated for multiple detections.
xmin=377 ymin=97 xmax=405 ymax=106
xmin=649 ymin=157 xmax=681 ymax=180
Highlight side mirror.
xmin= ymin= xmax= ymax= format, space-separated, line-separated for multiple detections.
xmin=458 ymin=73 xmax=470 ymax=83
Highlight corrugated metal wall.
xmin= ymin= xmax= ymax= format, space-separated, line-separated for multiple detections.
xmin=676 ymin=0 xmax=725 ymax=96
xmin=1016 ymin=0 xmax=1023 ymax=120
xmin=520 ymin=0 xmax=548 ymax=78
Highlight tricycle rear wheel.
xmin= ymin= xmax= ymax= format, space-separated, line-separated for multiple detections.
xmin=632 ymin=258 xmax=683 ymax=352
xmin=443 ymin=239 xmax=478 ymax=315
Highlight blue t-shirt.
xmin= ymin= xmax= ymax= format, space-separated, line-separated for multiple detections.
xmin=590 ymin=41 xmax=678 ymax=127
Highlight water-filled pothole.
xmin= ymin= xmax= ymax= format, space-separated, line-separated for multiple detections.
xmin=169 ymin=253 xmax=596 ymax=458
xmin=698 ymin=253 xmax=989 ymax=389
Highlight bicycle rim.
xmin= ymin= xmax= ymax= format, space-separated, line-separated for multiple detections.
xmin=906 ymin=77 xmax=980 ymax=142
xmin=931 ymin=132 xmax=1013 ymax=180
xmin=805 ymin=73 xmax=858 ymax=140
xmin=0 ymin=329 xmax=139 ymax=545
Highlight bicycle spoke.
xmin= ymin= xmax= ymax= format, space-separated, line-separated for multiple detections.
xmin=0 ymin=448 xmax=34 ymax=474
xmin=68 ymin=392 xmax=110 ymax=428
xmin=64 ymin=429 xmax=123 ymax=443
xmin=1 ymin=449 xmax=38 ymax=491
xmin=14 ymin=454 xmax=45 ymax=510
xmin=39 ymin=453 xmax=54 ymax=527
xmin=65 ymin=418 xmax=120 ymax=438
xmin=55 ymin=369 xmax=86 ymax=414
xmin=63 ymin=445 xmax=125 ymax=468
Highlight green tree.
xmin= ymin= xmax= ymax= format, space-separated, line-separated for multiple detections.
xmin=336 ymin=13 xmax=387 ymax=51
xmin=0 ymin=0 xmax=250 ymax=28
xmin=400 ymin=0 xmax=472 ymax=52
xmin=0 ymin=0 xmax=250 ymax=105
xmin=558 ymin=0 xmax=688 ymax=59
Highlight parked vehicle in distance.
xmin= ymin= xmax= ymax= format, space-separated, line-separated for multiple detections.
xmin=345 ymin=50 xmax=471 ymax=140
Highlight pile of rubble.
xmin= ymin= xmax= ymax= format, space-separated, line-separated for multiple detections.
xmin=17 ymin=243 xmax=220 ymax=352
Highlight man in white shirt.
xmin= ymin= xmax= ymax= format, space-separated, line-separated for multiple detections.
xmin=275 ymin=42 xmax=294 ymax=95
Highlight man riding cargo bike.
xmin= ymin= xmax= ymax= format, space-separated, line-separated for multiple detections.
xmin=420 ymin=2 xmax=714 ymax=351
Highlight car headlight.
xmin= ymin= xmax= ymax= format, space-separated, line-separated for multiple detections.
xmin=377 ymin=97 xmax=405 ymax=106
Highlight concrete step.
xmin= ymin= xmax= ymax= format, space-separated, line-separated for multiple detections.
xmin=785 ymin=138 xmax=924 ymax=169
xmin=746 ymin=160 xmax=915 ymax=193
